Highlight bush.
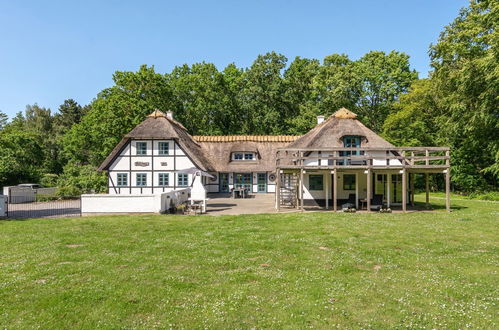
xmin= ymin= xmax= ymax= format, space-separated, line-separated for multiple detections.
xmin=39 ymin=174 xmax=58 ymax=187
xmin=56 ymin=162 xmax=107 ymax=197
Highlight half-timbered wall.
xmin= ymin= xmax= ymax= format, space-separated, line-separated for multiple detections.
xmin=107 ymin=139 xmax=196 ymax=195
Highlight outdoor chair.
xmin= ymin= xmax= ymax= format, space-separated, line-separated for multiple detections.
xmin=370 ymin=194 xmax=385 ymax=211
xmin=342 ymin=194 xmax=356 ymax=210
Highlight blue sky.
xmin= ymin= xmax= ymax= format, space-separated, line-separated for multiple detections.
xmin=0 ymin=0 xmax=468 ymax=118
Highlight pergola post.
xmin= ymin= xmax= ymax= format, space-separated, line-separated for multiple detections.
xmin=333 ymin=170 xmax=337 ymax=211
xmin=366 ymin=169 xmax=371 ymax=212
xmin=445 ymin=150 xmax=451 ymax=212
xmin=445 ymin=169 xmax=451 ymax=212
xmin=300 ymin=169 xmax=304 ymax=211
xmin=325 ymin=170 xmax=329 ymax=210
xmin=410 ymin=173 xmax=415 ymax=207
xmin=276 ymin=168 xmax=280 ymax=211
xmin=387 ymin=172 xmax=391 ymax=209
xmin=402 ymin=169 xmax=407 ymax=212
xmin=355 ymin=172 xmax=359 ymax=210
xmin=425 ymin=173 xmax=430 ymax=209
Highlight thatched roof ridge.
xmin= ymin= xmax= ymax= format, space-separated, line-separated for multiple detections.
xmin=286 ymin=108 xmax=394 ymax=149
xmin=193 ymin=135 xmax=300 ymax=143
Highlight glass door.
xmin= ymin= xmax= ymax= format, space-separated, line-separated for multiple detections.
xmin=257 ymin=173 xmax=267 ymax=193
xmin=219 ymin=173 xmax=229 ymax=193
xmin=234 ymin=173 xmax=252 ymax=191
xmin=375 ymin=174 xmax=402 ymax=203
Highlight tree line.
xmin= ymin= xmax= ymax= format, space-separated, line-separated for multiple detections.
xmin=0 ymin=0 xmax=496 ymax=193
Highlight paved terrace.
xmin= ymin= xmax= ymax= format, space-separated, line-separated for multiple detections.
xmin=205 ymin=193 xmax=444 ymax=215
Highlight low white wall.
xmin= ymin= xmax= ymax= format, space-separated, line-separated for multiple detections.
xmin=81 ymin=188 xmax=190 ymax=215
xmin=0 ymin=195 xmax=6 ymax=217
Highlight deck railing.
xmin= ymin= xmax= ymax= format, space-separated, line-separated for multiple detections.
xmin=276 ymin=147 xmax=450 ymax=170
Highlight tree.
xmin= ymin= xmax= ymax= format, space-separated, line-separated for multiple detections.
xmin=63 ymin=65 xmax=173 ymax=166
xmin=54 ymin=99 xmax=88 ymax=133
xmin=428 ymin=0 xmax=498 ymax=190
xmin=239 ymin=52 xmax=289 ymax=134
xmin=354 ymin=51 xmax=418 ymax=132
xmin=382 ymin=79 xmax=439 ymax=147
xmin=0 ymin=110 xmax=7 ymax=130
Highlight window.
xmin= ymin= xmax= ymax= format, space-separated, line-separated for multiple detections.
xmin=158 ymin=142 xmax=169 ymax=155
xmin=158 ymin=173 xmax=169 ymax=186
xmin=117 ymin=173 xmax=128 ymax=187
xmin=177 ymin=173 xmax=189 ymax=187
xmin=232 ymin=152 xmax=255 ymax=161
xmin=136 ymin=142 xmax=147 ymax=155
xmin=309 ymin=175 xmax=323 ymax=191
xmin=343 ymin=136 xmax=361 ymax=148
xmin=343 ymin=174 xmax=356 ymax=190
xmin=136 ymin=173 xmax=147 ymax=186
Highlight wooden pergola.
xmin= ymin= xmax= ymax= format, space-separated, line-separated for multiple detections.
xmin=275 ymin=147 xmax=451 ymax=212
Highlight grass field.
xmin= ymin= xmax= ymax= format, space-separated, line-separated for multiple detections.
xmin=1 ymin=194 xmax=498 ymax=329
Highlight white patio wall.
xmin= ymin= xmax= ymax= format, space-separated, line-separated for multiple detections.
xmin=81 ymin=188 xmax=190 ymax=215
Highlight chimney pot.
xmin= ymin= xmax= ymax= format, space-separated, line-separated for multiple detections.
xmin=317 ymin=115 xmax=325 ymax=124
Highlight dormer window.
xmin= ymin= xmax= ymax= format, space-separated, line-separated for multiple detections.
xmin=232 ymin=152 xmax=256 ymax=161
xmin=343 ymin=136 xmax=361 ymax=148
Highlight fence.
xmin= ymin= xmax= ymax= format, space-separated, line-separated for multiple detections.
xmin=5 ymin=195 xmax=81 ymax=219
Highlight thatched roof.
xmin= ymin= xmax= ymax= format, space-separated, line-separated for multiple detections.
xmin=98 ymin=110 xmax=214 ymax=171
xmin=197 ymin=140 xmax=293 ymax=172
xmin=285 ymin=108 xmax=394 ymax=149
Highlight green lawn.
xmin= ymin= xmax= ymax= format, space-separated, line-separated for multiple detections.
xmin=1 ymin=195 xmax=498 ymax=328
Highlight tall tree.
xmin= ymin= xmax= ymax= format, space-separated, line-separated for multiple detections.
xmin=63 ymin=65 xmax=174 ymax=166
xmin=354 ymin=51 xmax=418 ymax=132
xmin=239 ymin=52 xmax=289 ymax=134
xmin=429 ymin=0 xmax=498 ymax=190
xmin=0 ymin=110 xmax=7 ymax=130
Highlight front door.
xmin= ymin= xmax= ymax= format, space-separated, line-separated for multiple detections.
xmin=234 ymin=173 xmax=252 ymax=191
xmin=219 ymin=173 xmax=229 ymax=193
xmin=257 ymin=173 xmax=267 ymax=193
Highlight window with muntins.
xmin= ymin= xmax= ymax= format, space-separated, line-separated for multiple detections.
xmin=136 ymin=173 xmax=147 ymax=186
xmin=232 ymin=152 xmax=255 ymax=161
xmin=136 ymin=142 xmax=147 ymax=155
xmin=343 ymin=174 xmax=356 ymax=190
xmin=309 ymin=175 xmax=324 ymax=191
xmin=117 ymin=173 xmax=128 ymax=187
xmin=158 ymin=173 xmax=169 ymax=186
xmin=178 ymin=173 xmax=188 ymax=187
xmin=158 ymin=142 xmax=169 ymax=155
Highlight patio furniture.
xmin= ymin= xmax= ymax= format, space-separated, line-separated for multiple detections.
xmin=370 ymin=194 xmax=385 ymax=211
xmin=342 ymin=194 xmax=356 ymax=210
xmin=360 ymin=198 xmax=368 ymax=210
xmin=232 ymin=187 xmax=247 ymax=199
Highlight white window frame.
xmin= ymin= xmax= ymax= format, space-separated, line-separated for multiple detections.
xmin=136 ymin=142 xmax=147 ymax=155
xmin=158 ymin=142 xmax=169 ymax=155
xmin=177 ymin=173 xmax=189 ymax=187
xmin=158 ymin=173 xmax=169 ymax=186
xmin=117 ymin=173 xmax=128 ymax=187
xmin=136 ymin=173 xmax=147 ymax=186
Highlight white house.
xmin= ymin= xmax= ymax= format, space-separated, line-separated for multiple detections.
xmin=99 ymin=108 xmax=451 ymax=212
